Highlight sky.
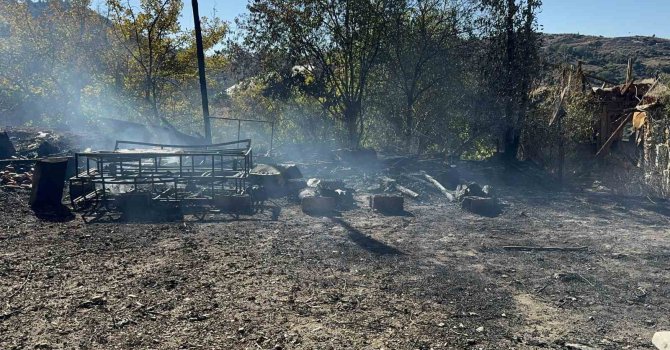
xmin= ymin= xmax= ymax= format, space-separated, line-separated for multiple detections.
xmin=118 ymin=0 xmax=670 ymax=39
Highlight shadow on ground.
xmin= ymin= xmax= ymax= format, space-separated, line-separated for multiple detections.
xmin=331 ymin=217 xmax=405 ymax=255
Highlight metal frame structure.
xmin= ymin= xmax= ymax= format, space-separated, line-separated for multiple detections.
xmin=208 ymin=117 xmax=275 ymax=154
xmin=69 ymin=139 xmax=253 ymax=215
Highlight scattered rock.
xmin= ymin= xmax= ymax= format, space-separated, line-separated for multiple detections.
xmin=461 ymin=196 xmax=501 ymax=217
xmin=299 ymin=187 xmax=318 ymax=200
xmin=335 ymin=188 xmax=355 ymax=208
xmin=79 ymin=295 xmax=107 ymax=308
xmin=482 ymin=185 xmax=494 ymax=196
xmin=456 ymin=182 xmax=487 ymax=199
xmin=113 ymin=318 xmax=137 ymax=328
xmin=36 ymin=141 xmax=59 ymax=157
xmin=565 ymin=343 xmax=598 ymax=350
xmin=653 ymin=331 xmax=670 ymax=350
xmin=188 ymin=313 xmax=209 ymax=322
xmin=250 ymin=164 xmax=286 ymax=191
xmin=285 ymin=179 xmax=307 ymax=197
xmin=276 ymin=163 xmax=303 ymax=180
xmin=317 ymin=179 xmax=346 ymax=192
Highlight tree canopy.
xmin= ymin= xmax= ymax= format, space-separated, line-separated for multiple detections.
xmin=0 ymin=0 xmax=547 ymax=158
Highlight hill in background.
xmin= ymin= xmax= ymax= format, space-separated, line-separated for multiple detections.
xmin=543 ymin=33 xmax=670 ymax=82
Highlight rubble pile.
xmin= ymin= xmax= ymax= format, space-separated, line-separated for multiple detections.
xmin=0 ymin=128 xmax=69 ymax=192
xmin=1 ymin=164 xmax=33 ymax=190
xmin=1 ymin=128 xmax=67 ymax=160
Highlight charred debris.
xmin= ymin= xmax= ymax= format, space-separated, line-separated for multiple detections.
xmin=0 ymin=127 xmax=508 ymax=221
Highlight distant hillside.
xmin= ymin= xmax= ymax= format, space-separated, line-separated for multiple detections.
xmin=543 ymin=34 xmax=670 ymax=83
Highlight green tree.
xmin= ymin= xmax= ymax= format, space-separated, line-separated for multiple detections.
xmin=106 ymin=0 xmax=184 ymax=128
xmin=105 ymin=0 xmax=227 ymax=132
xmin=0 ymin=0 xmax=109 ymax=126
xmin=476 ymin=0 xmax=543 ymax=160
xmin=383 ymin=0 xmax=469 ymax=152
xmin=243 ymin=0 xmax=388 ymax=148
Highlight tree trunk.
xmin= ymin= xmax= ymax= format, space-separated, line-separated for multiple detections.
xmin=30 ymin=158 xmax=69 ymax=208
xmin=344 ymin=101 xmax=361 ymax=149
xmin=404 ymin=97 xmax=414 ymax=153
xmin=503 ymin=126 xmax=520 ymax=161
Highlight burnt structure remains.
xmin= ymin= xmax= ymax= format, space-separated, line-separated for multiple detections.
xmin=69 ymin=139 xmax=254 ymax=219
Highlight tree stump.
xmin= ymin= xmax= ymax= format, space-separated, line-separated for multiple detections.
xmin=29 ymin=157 xmax=69 ymax=208
xmin=460 ymin=196 xmax=501 ymax=217
xmin=370 ymin=195 xmax=404 ymax=214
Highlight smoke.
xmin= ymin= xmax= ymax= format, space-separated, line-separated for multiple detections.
xmin=0 ymin=0 xmax=218 ymax=151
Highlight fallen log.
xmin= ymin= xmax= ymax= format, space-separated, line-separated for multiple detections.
xmin=502 ymin=246 xmax=588 ymax=252
xmin=402 ymin=174 xmax=434 ymax=187
xmin=396 ymin=184 xmax=419 ymax=198
xmin=379 ymin=176 xmax=419 ymax=198
xmin=422 ymin=172 xmax=455 ymax=201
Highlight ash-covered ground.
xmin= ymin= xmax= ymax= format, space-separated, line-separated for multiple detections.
xmin=1 ymin=138 xmax=669 ymax=349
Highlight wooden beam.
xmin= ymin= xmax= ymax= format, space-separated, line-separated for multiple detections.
xmin=596 ymin=113 xmax=633 ymax=157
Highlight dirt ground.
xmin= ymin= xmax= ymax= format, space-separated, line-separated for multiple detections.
xmin=1 ymin=159 xmax=669 ymax=349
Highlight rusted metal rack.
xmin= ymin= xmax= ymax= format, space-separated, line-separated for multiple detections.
xmin=69 ymin=139 xmax=254 ymax=216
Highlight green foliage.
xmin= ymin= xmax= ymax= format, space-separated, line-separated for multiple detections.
xmin=0 ymin=0 xmax=109 ymax=126
xmin=106 ymin=0 xmax=228 ymax=132
xmin=523 ymin=67 xmax=598 ymax=171
xmin=475 ymin=0 xmax=543 ymax=157
xmin=243 ymin=0 xmax=390 ymax=147
xmin=0 ymin=0 xmax=227 ymax=134
xmin=0 ymin=0 xmax=551 ymax=159
xmin=563 ymin=92 xmax=598 ymax=143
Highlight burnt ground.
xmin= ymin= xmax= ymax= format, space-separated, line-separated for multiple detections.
xmin=1 ymin=159 xmax=669 ymax=350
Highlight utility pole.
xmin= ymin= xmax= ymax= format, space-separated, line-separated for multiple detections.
xmin=192 ymin=0 xmax=212 ymax=143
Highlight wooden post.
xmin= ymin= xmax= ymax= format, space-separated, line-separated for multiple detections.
xmin=191 ymin=0 xmax=212 ymax=144
xmin=557 ymin=113 xmax=565 ymax=186
xmin=29 ymin=158 xmax=69 ymax=208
